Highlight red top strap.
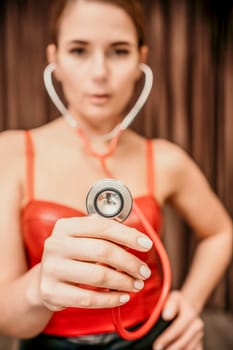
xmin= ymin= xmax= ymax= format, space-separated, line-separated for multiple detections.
xmin=24 ymin=130 xmax=34 ymax=200
xmin=146 ymin=139 xmax=155 ymax=195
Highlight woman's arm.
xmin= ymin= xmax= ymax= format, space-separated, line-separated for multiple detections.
xmin=0 ymin=131 xmax=53 ymax=338
xmin=169 ymin=143 xmax=232 ymax=311
xmin=152 ymin=140 xmax=232 ymax=350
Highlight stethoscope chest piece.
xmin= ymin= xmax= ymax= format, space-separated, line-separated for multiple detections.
xmin=86 ymin=179 xmax=133 ymax=222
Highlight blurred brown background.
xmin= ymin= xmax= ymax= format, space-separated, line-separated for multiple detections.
xmin=0 ymin=0 xmax=232 ymax=349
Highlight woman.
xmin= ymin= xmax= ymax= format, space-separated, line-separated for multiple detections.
xmin=0 ymin=0 xmax=232 ymax=349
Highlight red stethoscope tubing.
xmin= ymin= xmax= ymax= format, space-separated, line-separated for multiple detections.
xmin=78 ymin=128 xmax=172 ymax=340
xmin=112 ymin=202 xmax=172 ymax=340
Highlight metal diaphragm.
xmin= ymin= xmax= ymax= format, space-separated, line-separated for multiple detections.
xmin=86 ymin=179 xmax=133 ymax=222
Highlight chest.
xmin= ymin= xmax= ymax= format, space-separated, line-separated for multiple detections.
xmin=21 ymin=137 xmax=171 ymax=212
xmin=25 ymin=143 xmax=151 ymax=210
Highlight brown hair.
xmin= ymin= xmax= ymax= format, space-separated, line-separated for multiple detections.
xmin=49 ymin=0 xmax=146 ymax=47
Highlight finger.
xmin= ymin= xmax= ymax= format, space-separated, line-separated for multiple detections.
xmin=194 ymin=344 xmax=203 ymax=350
xmin=44 ymin=257 xmax=145 ymax=292
xmin=45 ymin=236 xmax=151 ymax=280
xmin=185 ymin=330 xmax=204 ymax=350
xmin=153 ymin=306 xmax=195 ymax=348
xmin=165 ymin=318 xmax=204 ymax=350
xmin=40 ymin=280 xmax=131 ymax=309
xmin=162 ymin=291 xmax=180 ymax=321
xmin=53 ymin=215 xmax=153 ymax=251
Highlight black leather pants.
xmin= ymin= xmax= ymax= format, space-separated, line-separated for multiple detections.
xmin=19 ymin=318 xmax=172 ymax=350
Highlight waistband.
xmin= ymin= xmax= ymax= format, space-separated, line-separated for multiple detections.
xmin=19 ymin=318 xmax=173 ymax=350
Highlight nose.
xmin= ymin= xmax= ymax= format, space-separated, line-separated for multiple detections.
xmin=91 ymin=52 xmax=108 ymax=81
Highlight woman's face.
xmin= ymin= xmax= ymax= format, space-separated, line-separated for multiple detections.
xmin=48 ymin=0 xmax=147 ymax=130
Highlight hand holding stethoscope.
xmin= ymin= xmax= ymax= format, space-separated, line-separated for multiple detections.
xmin=86 ymin=178 xmax=172 ymax=340
xmin=39 ymin=198 xmax=157 ymax=312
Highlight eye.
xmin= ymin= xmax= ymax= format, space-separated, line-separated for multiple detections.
xmin=69 ymin=47 xmax=87 ymax=56
xmin=112 ymin=48 xmax=130 ymax=56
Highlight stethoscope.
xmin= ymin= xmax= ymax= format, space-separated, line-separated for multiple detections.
xmin=43 ymin=62 xmax=172 ymax=340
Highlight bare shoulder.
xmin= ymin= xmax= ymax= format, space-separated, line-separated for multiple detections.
xmin=0 ymin=120 xmax=59 ymax=154
xmin=150 ymin=138 xmax=202 ymax=203
xmin=0 ymin=129 xmax=26 ymax=165
xmin=0 ymin=129 xmax=24 ymax=148
xmin=0 ymin=130 xmax=28 ymax=192
xmin=152 ymin=138 xmax=192 ymax=173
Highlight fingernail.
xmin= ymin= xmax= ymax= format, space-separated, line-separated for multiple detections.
xmin=154 ymin=345 xmax=163 ymax=350
xmin=140 ymin=265 xmax=151 ymax=279
xmin=120 ymin=294 xmax=130 ymax=303
xmin=137 ymin=236 xmax=153 ymax=249
xmin=134 ymin=279 xmax=144 ymax=290
xmin=162 ymin=307 xmax=174 ymax=319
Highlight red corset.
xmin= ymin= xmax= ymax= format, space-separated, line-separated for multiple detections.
xmin=21 ymin=131 xmax=163 ymax=336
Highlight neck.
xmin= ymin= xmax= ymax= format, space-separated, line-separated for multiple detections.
xmin=67 ymin=107 xmax=123 ymax=141
xmin=61 ymin=115 xmax=125 ymax=155
xmin=77 ymin=127 xmax=123 ymax=158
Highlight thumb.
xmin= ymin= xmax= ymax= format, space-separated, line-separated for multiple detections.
xmin=162 ymin=291 xmax=180 ymax=321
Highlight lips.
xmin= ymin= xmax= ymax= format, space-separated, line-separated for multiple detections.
xmin=89 ymin=93 xmax=111 ymax=105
